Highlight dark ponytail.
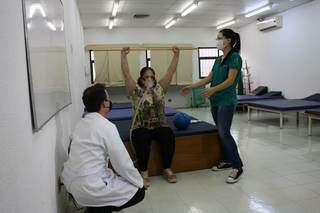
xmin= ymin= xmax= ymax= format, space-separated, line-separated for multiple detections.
xmin=219 ymin=29 xmax=241 ymax=53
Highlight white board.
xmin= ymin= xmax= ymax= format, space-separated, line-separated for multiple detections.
xmin=22 ymin=0 xmax=71 ymax=131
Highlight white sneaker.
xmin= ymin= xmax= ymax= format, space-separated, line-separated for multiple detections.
xmin=226 ymin=168 xmax=243 ymax=184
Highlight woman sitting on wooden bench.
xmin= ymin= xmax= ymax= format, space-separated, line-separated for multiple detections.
xmin=121 ymin=46 xmax=180 ymax=187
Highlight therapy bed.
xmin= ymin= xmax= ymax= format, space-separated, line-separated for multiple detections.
xmin=247 ymin=94 xmax=320 ymax=129
xmin=305 ymin=108 xmax=320 ymax=136
xmin=237 ymin=91 xmax=284 ymax=104
xmin=106 ymin=106 xmax=177 ymax=121
xmin=113 ymin=115 xmax=221 ymax=176
xmin=112 ymin=102 xmax=132 ymax=109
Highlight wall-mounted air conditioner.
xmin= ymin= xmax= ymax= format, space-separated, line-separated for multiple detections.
xmin=256 ymin=15 xmax=282 ymax=31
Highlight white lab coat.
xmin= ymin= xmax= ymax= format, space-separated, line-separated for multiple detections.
xmin=61 ymin=112 xmax=143 ymax=207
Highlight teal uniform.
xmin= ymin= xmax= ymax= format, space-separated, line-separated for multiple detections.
xmin=209 ymin=51 xmax=242 ymax=107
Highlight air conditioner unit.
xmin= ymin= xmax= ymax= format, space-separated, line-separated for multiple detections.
xmin=256 ymin=16 xmax=282 ymax=31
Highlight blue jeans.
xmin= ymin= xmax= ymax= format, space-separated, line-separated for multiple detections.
xmin=211 ymin=105 xmax=243 ymax=169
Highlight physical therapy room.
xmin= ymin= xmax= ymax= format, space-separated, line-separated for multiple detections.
xmin=1 ymin=0 xmax=320 ymax=212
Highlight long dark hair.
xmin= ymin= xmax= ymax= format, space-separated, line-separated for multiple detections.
xmin=219 ymin=29 xmax=241 ymax=53
xmin=140 ymin=66 xmax=155 ymax=77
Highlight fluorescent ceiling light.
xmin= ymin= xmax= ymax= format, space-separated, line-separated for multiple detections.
xmin=181 ymin=1 xmax=198 ymax=17
xmin=112 ymin=1 xmax=119 ymax=17
xmin=216 ymin=20 xmax=236 ymax=30
xmin=29 ymin=3 xmax=46 ymax=18
xmin=165 ymin=19 xmax=177 ymax=29
xmin=245 ymin=5 xmax=272 ymax=18
xmin=46 ymin=21 xmax=56 ymax=31
xmin=109 ymin=18 xmax=114 ymax=29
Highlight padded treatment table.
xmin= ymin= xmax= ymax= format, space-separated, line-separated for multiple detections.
xmin=305 ymin=108 xmax=320 ymax=136
xmin=112 ymin=102 xmax=132 ymax=109
xmin=237 ymin=94 xmax=284 ymax=103
xmin=106 ymin=107 xmax=177 ymax=121
xmin=237 ymin=92 xmax=283 ymax=111
xmin=247 ymin=98 xmax=320 ymax=129
xmin=113 ymin=116 xmax=221 ymax=176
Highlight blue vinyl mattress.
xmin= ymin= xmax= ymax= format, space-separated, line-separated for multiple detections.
xmin=112 ymin=115 xmax=217 ymax=142
xmin=112 ymin=102 xmax=132 ymax=109
xmin=237 ymin=94 xmax=283 ymax=102
xmin=248 ymin=99 xmax=320 ymax=111
xmin=106 ymin=107 xmax=177 ymax=121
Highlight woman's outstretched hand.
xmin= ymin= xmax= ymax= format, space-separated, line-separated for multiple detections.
xmin=180 ymin=86 xmax=192 ymax=96
xmin=121 ymin=47 xmax=130 ymax=56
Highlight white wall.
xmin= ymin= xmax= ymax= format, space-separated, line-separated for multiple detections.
xmin=84 ymin=28 xmax=218 ymax=107
xmin=0 ymin=0 xmax=86 ymax=213
xmin=239 ymin=0 xmax=320 ymax=98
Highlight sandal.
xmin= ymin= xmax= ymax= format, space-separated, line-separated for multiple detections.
xmin=163 ymin=168 xmax=177 ymax=183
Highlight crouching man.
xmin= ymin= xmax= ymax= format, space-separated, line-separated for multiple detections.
xmin=61 ymin=83 xmax=147 ymax=213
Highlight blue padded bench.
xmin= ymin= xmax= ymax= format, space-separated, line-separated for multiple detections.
xmin=112 ymin=115 xmax=220 ymax=176
xmin=237 ymin=91 xmax=283 ymax=103
xmin=305 ymin=108 xmax=320 ymax=136
xmin=106 ymin=107 xmax=177 ymax=121
xmin=247 ymin=94 xmax=320 ymax=129
xmin=112 ymin=102 xmax=132 ymax=109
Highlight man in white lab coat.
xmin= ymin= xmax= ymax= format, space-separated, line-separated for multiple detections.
xmin=61 ymin=83 xmax=146 ymax=213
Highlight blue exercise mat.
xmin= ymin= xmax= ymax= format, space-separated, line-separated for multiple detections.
xmin=112 ymin=102 xmax=132 ymax=109
xmin=113 ymin=115 xmax=217 ymax=142
xmin=106 ymin=107 xmax=178 ymax=121
xmin=248 ymin=99 xmax=320 ymax=111
xmin=237 ymin=94 xmax=283 ymax=102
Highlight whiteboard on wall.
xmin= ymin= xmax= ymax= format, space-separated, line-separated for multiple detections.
xmin=22 ymin=0 xmax=71 ymax=131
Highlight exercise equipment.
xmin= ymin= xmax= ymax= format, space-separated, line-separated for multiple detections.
xmin=173 ymin=112 xmax=191 ymax=130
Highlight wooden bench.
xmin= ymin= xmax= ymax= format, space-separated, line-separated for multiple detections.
xmin=114 ymin=117 xmax=221 ymax=176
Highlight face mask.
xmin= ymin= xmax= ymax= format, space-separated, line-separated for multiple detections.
xmin=145 ymin=77 xmax=155 ymax=89
xmin=216 ymin=39 xmax=225 ymax=50
xmin=108 ymin=100 xmax=113 ymax=111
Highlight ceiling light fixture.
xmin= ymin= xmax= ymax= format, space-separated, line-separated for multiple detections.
xmin=165 ymin=18 xmax=177 ymax=29
xmin=109 ymin=18 xmax=114 ymax=29
xmin=216 ymin=20 xmax=236 ymax=30
xmin=245 ymin=4 xmax=272 ymax=18
xmin=112 ymin=0 xmax=119 ymax=17
xmin=181 ymin=1 xmax=199 ymax=17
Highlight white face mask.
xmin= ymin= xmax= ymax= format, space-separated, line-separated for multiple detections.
xmin=145 ymin=77 xmax=154 ymax=89
xmin=216 ymin=39 xmax=225 ymax=50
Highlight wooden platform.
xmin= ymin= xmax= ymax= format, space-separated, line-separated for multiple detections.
xmin=124 ymin=132 xmax=221 ymax=176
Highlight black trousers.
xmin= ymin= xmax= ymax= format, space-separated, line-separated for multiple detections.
xmin=86 ymin=187 xmax=145 ymax=213
xmin=131 ymin=127 xmax=176 ymax=171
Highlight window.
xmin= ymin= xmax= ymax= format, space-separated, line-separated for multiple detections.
xmin=146 ymin=50 xmax=151 ymax=67
xmin=198 ymin=47 xmax=222 ymax=78
xmin=89 ymin=50 xmax=96 ymax=83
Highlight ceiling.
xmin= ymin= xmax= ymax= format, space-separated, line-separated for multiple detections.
xmin=77 ymin=0 xmax=313 ymax=29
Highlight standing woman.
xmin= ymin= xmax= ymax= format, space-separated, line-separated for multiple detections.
xmin=180 ymin=29 xmax=243 ymax=183
xmin=121 ymin=46 xmax=180 ymax=187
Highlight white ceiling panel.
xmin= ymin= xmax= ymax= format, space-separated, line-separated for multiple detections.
xmin=77 ymin=0 xmax=314 ymax=29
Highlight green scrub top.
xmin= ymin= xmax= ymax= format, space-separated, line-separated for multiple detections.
xmin=209 ymin=51 xmax=242 ymax=107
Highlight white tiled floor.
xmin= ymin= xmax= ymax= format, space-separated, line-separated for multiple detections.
xmin=67 ymin=108 xmax=320 ymax=213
